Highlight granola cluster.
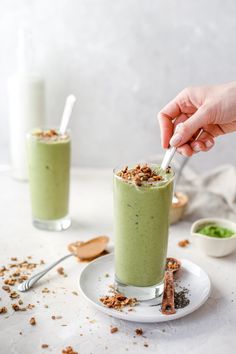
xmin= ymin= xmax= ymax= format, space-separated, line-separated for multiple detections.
xmin=117 ymin=164 xmax=165 ymax=186
xmin=166 ymin=258 xmax=180 ymax=271
xmin=100 ymin=293 xmax=138 ymax=311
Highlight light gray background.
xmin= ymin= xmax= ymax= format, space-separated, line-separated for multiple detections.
xmin=0 ymin=0 xmax=235 ymax=169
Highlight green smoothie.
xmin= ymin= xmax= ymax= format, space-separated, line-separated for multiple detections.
xmin=114 ymin=164 xmax=174 ymax=288
xmin=27 ymin=129 xmax=70 ymax=221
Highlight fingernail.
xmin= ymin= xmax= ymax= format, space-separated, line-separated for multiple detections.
xmin=170 ymin=133 xmax=182 ymax=146
xmin=205 ymin=140 xmax=214 ymax=148
xmin=175 ymin=122 xmax=184 ymax=132
xmin=192 ymin=144 xmax=201 ymax=152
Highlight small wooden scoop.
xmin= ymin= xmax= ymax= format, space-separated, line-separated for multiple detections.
xmin=68 ymin=236 xmax=109 ymax=260
xmin=161 ymin=257 xmax=181 ymax=315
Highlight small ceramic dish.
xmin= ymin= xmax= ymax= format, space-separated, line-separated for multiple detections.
xmin=191 ymin=217 xmax=236 ymax=257
xmin=170 ymin=192 xmax=188 ymax=224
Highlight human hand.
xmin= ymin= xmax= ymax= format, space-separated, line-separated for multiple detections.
xmin=158 ymin=82 xmax=236 ymax=156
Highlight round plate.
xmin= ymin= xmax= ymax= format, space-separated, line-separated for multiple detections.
xmin=79 ymin=253 xmax=211 ymax=323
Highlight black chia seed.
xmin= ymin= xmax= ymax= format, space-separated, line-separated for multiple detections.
xmin=174 ymin=288 xmax=190 ymax=309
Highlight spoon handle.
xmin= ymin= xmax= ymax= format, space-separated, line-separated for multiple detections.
xmin=161 ymin=146 xmax=176 ymax=170
xmin=18 ymin=253 xmax=73 ymax=292
xmin=161 ymin=271 xmax=176 ymax=315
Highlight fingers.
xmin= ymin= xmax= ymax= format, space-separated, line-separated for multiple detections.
xmin=158 ymin=112 xmax=174 ymax=148
xmin=158 ymin=88 xmax=198 ymax=148
xmin=176 ymin=131 xmax=215 ymax=157
xmin=169 ymin=106 xmax=210 ymax=147
xmin=190 ymin=131 xmax=215 ymax=152
xmin=177 ymin=144 xmax=194 ymax=157
xmin=158 ymin=99 xmax=182 ymax=148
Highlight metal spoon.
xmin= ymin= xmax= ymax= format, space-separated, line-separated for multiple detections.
xmin=161 ymin=128 xmax=204 ymax=172
xmin=17 ymin=253 xmax=74 ymax=292
xmin=172 ymin=157 xmax=189 ymax=204
xmin=161 ymin=257 xmax=181 ymax=315
xmin=18 ymin=236 xmax=109 ymax=292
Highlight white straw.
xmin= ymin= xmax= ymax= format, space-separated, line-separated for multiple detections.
xmin=59 ymin=95 xmax=76 ymax=135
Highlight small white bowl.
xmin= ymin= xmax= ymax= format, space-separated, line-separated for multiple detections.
xmin=191 ymin=217 xmax=236 ymax=257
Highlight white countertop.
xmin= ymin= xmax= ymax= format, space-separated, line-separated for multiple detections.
xmin=0 ymin=168 xmax=235 ymax=354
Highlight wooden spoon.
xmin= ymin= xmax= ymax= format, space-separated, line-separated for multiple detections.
xmin=161 ymin=257 xmax=181 ymax=315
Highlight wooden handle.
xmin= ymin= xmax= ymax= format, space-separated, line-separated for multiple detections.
xmin=161 ymin=271 xmax=176 ymax=315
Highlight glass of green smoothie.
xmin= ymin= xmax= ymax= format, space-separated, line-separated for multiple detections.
xmin=27 ymin=128 xmax=71 ymax=231
xmin=113 ymin=163 xmax=174 ymax=301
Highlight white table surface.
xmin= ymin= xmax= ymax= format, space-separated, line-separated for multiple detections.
xmin=0 ymin=168 xmax=235 ymax=354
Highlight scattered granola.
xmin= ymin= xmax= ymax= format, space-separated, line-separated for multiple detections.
xmin=12 ymin=303 xmax=27 ymax=311
xmin=0 ymin=266 xmax=8 ymax=276
xmin=4 ymin=278 xmax=17 ymax=286
xmin=42 ymin=288 xmax=50 ymax=293
xmin=57 ymin=267 xmax=65 ymax=276
xmin=72 ymin=291 xmax=78 ymax=296
xmin=0 ymin=306 xmax=7 ymax=314
xmin=0 ymin=257 xmax=44 ymax=314
xmin=110 ymin=327 xmax=118 ymax=333
xmin=27 ymin=304 xmax=35 ymax=310
xmin=42 ymin=344 xmax=49 ymax=349
xmin=62 ymin=346 xmax=78 ymax=354
xmin=51 ymin=315 xmax=62 ymax=320
xmin=29 ymin=317 xmax=36 ymax=326
xmin=2 ymin=285 xmax=10 ymax=293
xmin=12 ymin=304 xmax=20 ymax=311
xmin=117 ymin=164 xmax=166 ymax=186
xmin=100 ymin=293 xmax=138 ymax=311
xmin=178 ymin=239 xmax=190 ymax=248
xmin=135 ymin=328 xmax=143 ymax=336
xmin=10 ymin=291 xmax=20 ymax=299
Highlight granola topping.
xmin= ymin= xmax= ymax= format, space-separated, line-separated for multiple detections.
xmin=32 ymin=129 xmax=69 ymax=142
xmin=116 ymin=164 xmax=173 ymax=186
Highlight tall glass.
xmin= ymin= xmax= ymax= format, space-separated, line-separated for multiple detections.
xmin=113 ymin=164 xmax=174 ymax=301
xmin=27 ymin=129 xmax=71 ymax=231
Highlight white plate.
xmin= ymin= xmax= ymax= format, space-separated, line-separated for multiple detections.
xmin=79 ymin=253 xmax=211 ymax=323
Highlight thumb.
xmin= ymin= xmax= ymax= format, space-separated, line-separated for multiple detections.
xmin=170 ymin=106 xmax=209 ymax=147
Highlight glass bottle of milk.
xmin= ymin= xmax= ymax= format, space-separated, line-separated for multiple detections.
xmin=7 ymin=29 xmax=45 ymax=181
